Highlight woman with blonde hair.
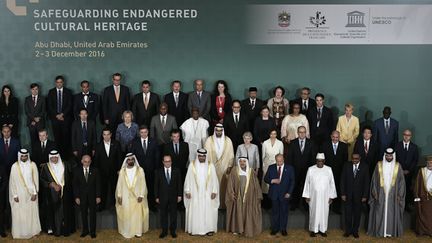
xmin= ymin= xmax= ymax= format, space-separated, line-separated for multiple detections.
xmin=336 ymin=103 xmax=359 ymax=158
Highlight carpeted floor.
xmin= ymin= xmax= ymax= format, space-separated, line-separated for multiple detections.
xmin=2 ymin=229 xmax=431 ymax=242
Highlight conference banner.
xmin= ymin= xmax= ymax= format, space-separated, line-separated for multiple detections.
xmin=247 ymin=4 xmax=432 ymax=45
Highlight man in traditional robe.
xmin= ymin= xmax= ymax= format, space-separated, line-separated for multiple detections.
xmin=368 ymin=148 xmax=405 ymax=237
xmin=414 ymin=155 xmax=432 ymax=236
xmin=9 ymin=149 xmax=41 ymax=239
xmin=180 ymin=107 xmax=209 ymax=162
xmin=204 ymin=123 xmax=234 ymax=207
xmin=115 ymin=153 xmax=149 ymax=238
xmin=40 ymin=150 xmax=74 ymax=236
xmin=226 ymin=157 xmax=262 ymax=237
xmin=184 ymin=149 xmax=219 ymax=236
xmin=303 ymin=153 xmax=337 ymax=237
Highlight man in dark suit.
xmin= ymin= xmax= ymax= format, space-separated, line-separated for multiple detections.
xmin=163 ymin=129 xmax=189 ymax=184
xmin=373 ymin=106 xmax=399 ymax=156
xmin=223 ymin=100 xmax=249 ymax=151
xmin=130 ymin=125 xmax=160 ymax=211
xmin=395 ymin=129 xmax=419 ymax=208
xmin=353 ymin=126 xmax=379 ymax=177
xmin=0 ymin=125 xmax=20 ymax=174
xmin=102 ymin=73 xmax=131 ymax=133
xmin=132 ymin=80 xmax=160 ymax=127
xmin=0 ymin=165 xmax=7 ymax=237
xmin=150 ymin=103 xmax=178 ymax=146
xmin=93 ymin=127 xmax=122 ymax=210
xmin=71 ymin=108 xmax=97 ymax=162
xmin=287 ymin=126 xmax=315 ymax=210
xmin=24 ymin=83 xmax=46 ymax=149
xmin=241 ymin=87 xmax=264 ymax=133
xmin=340 ymin=153 xmax=370 ymax=239
xmin=155 ymin=155 xmax=182 ymax=238
xmin=164 ymin=80 xmax=189 ymax=127
xmin=321 ymin=130 xmax=348 ymax=213
xmin=47 ymin=75 xmax=73 ymax=156
xmin=307 ymin=93 xmax=334 ymax=147
xmin=73 ymin=80 xmax=100 ymax=122
xmin=73 ymin=155 xmax=101 ymax=238
xmin=32 ymin=129 xmax=56 ymax=168
xmin=187 ymin=79 xmax=211 ymax=121
xmin=264 ymin=154 xmax=295 ymax=236
xmin=293 ymin=87 xmax=316 ymax=115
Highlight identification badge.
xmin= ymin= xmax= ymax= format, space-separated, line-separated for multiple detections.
xmin=219 ymin=107 xmax=223 ymax=113
xmin=276 ymin=112 xmax=280 ymax=119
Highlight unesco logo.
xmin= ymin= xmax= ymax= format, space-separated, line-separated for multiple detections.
xmin=6 ymin=0 xmax=39 ymax=16
xmin=309 ymin=11 xmax=326 ymax=28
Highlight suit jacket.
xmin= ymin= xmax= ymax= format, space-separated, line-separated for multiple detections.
xmin=241 ymin=98 xmax=264 ymax=129
xmin=71 ymin=120 xmax=97 ymax=154
xmin=395 ymin=141 xmax=419 ymax=174
xmin=164 ymin=91 xmax=189 ymax=126
xmin=210 ymin=93 xmax=232 ymax=123
xmin=287 ymin=138 xmax=316 ymax=170
xmin=340 ymin=162 xmax=370 ymax=202
xmin=187 ymin=91 xmax=211 ymax=120
xmin=47 ymin=87 xmax=73 ymax=121
xmin=0 ymin=98 xmax=19 ymax=128
xmin=132 ymin=92 xmax=160 ymax=126
xmin=73 ymin=92 xmax=100 ymax=121
xmin=130 ymin=137 xmax=160 ymax=172
xmin=163 ymin=142 xmax=189 ymax=174
xmin=73 ymin=166 xmax=101 ymax=203
xmin=353 ymin=139 xmax=379 ymax=175
xmin=154 ymin=167 xmax=182 ymax=204
xmin=31 ymin=139 xmax=57 ymax=167
xmin=373 ymin=117 xmax=399 ymax=155
xmin=24 ymin=94 xmax=46 ymax=127
xmin=150 ymin=114 xmax=178 ymax=145
xmin=0 ymin=138 xmax=20 ymax=173
xmin=93 ymin=140 xmax=123 ymax=175
xmin=307 ymin=106 xmax=334 ymax=142
xmin=264 ymin=164 xmax=295 ymax=200
xmin=293 ymin=98 xmax=316 ymax=115
xmin=0 ymin=165 xmax=7 ymax=202
xmin=223 ymin=112 xmax=249 ymax=149
xmin=102 ymin=85 xmax=131 ymax=124
xmin=320 ymin=141 xmax=348 ymax=178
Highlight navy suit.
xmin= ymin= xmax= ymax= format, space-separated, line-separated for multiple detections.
xmin=395 ymin=141 xmax=419 ymax=203
xmin=264 ymin=164 xmax=295 ymax=232
xmin=373 ymin=118 xmax=399 ymax=156
xmin=0 ymin=138 xmax=20 ymax=174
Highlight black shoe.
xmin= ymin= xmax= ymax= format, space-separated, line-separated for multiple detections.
xmin=270 ymin=230 xmax=278 ymax=235
xmin=0 ymin=232 xmax=7 ymax=238
xmin=80 ymin=232 xmax=89 ymax=238
xmin=310 ymin=232 xmax=316 ymax=237
xmin=281 ymin=230 xmax=287 ymax=236
xmin=343 ymin=232 xmax=350 ymax=237
xmin=353 ymin=232 xmax=359 ymax=238
xmin=206 ymin=232 xmax=214 ymax=236
xmin=159 ymin=232 xmax=168 ymax=238
xmin=320 ymin=232 xmax=327 ymax=237
xmin=91 ymin=233 xmax=96 ymax=238
xmin=171 ymin=232 xmax=177 ymax=238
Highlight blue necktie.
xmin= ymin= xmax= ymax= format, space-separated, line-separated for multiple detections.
xmin=333 ymin=144 xmax=337 ymax=155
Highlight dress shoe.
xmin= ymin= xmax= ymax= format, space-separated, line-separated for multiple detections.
xmin=343 ymin=232 xmax=350 ymax=237
xmin=320 ymin=232 xmax=327 ymax=237
xmin=270 ymin=230 xmax=278 ymax=235
xmin=310 ymin=232 xmax=316 ymax=237
xmin=171 ymin=232 xmax=177 ymax=238
xmin=91 ymin=233 xmax=96 ymax=238
xmin=206 ymin=232 xmax=214 ymax=236
xmin=159 ymin=232 xmax=168 ymax=238
xmin=0 ymin=232 xmax=7 ymax=238
xmin=281 ymin=230 xmax=288 ymax=236
xmin=80 ymin=232 xmax=89 ymax=238
xmin=353 ymin=232 xmax=359 ymax=238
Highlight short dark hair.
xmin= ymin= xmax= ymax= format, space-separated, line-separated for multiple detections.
xmin=171 ymin=80 xmax=181 ymax=86
xmin=232 ymin=100 xmax=241 ymax=106
xmin=30 ymin=83 xmax=39 ymax=89
xmin=273 ymin=86 xmax=285 ymax=96
xmin=55 ymin=75 xmax=64 ymax=81
xmin=362 ymin=125 xmax=372 ymax=133
xmin=102 ymin=127 xmax=111 ymax=133
xmin=141 ymin=80 xmax=151 ymax=86
xmin=112 ymin=73 xmax=122 ymax=79
xmin=139 ymin=125 xmax=149 ymax=131
xmin=79 ymin=108 xmax=88 ymax=114
xmin=171 ymin=129 xmax=181 ymax=135
xmin=38 ymin=128 xmax=48 ymax=134
xmin=80 ymin=80 xmax=90 ymax=86
xmin=315 ymin=93 xmax=325 ymax=99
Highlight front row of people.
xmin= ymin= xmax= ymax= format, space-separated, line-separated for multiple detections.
xmin=3 ymin=147 xmax=432 ymax=239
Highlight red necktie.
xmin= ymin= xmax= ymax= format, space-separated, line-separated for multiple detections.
xmin=4 ymin=140 xmax=9 ymax=154
xmin=364 ymin=141 xmax=368 ymax=154
xmin=277 ymin=166 xmax=281 ymax=178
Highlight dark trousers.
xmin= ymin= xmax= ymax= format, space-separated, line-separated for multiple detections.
xmin=405 ymin=174 xmax=413 ymax=206
xmin=51 ymin=119 xmax=71 ymax=156
xmin=292 ymin=166 xmax=307 ymax=209
xmin=271 ymin=199 xmax=289 ymax=231
xmin=79 ymin=197 xmax=97 ymax=234
xmin=144 ymin=169 xmax=155 ymax=209
xmin=159 ymin=200 xmax=178 ymax=233
xmin=100 ymin=172 xmax=117 ymax=210
xmin=344 ymin=200 xmax=363 ymax=234
xmin=0 ymin=195 xmax=5 ymax=234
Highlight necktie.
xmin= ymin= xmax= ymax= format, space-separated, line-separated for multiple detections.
xmin=354 ymin=164 xmax=358 ymax=178
xmin=115 ymin=86 xmax=120 ymax=102
xmin=251 ymin=100 xmax=255 ymax=109
xmin=82 ymin=122 xmax=88 ymax=144
xmin=364 ymin=141 xmax=368 ymax=154
xmin=32 ymin=96 xmax=37 ymax=107
xmin=175 ymin=143 xmax=179 ymax=155
xmin=404 ymin=143 xmax=408 ymax=151
xmin=303 ymin=100 xmax=307 ymax=111
xmin=277 ymin=166 xmax=281 ymax=178
xmin=57 ymin=90 xmax=62 ymax=113
xmin=84 ymin=168 xmax=89 ymax=182
xmin=83 ymin=94 xmax=88 ymax=107
xmin=4 ymin=140 xmax=9 ymax=154
xmin=143 ymin=140 xmax=147 ymax=155
xmin=144 ymin=94 xmax=149 ymax=109
xmin=198 ymin=92 xmax=201 ymax=105
xmin=42 ymin=142 xmax=45 ymax=152
xmin=166 ymin=169 xmax=171 ymax=184
xmin=317 ymin=108 xmax=322 ymax=120
xmin=300 ymin=140 xmax=304 ymax=153
xmin=385 ymin=120 xmax=389 ymax=134
xmin=162 ymin=116 xmax=166 ymax=129
xmin=333 ymin=144 xmax=337 ymax=155
xmin=235 ymin=114 xmax=239 ymax=127
xmin=175 ymin=94 xmax=179 ymax=107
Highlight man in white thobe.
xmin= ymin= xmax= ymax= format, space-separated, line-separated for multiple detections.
xmin=184 ymin=149 xmax=219 ymax=236
xmin=180 ymin=107 xmax=209 ymax=163
xmin=9 ymin=149 xmax=41 ymax=239
xmin=303 ymin=153 xmax=337 ymax=237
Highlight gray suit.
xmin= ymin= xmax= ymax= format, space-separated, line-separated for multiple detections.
xmin=150 ymin=114 xmax=178 ymax=145
xmin=24 ymin=95 xmax=46 ymax=147
xmin=187 ymin=91 xmax=211 ymax=120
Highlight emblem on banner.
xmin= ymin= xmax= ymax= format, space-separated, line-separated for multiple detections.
xmin=6 ymin=0 xmax=39 ymax=16
xmin=309 ymin=11 xmax=326 ymax=28
xmin=278 ymin=11 xmax=291 ymax=27
xmin=346 ymin=11 xmax=366 ymax=27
